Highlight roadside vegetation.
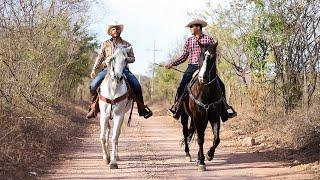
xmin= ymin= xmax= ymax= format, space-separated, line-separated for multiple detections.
xmin=0 ymin=0 xmax=97 ymax=178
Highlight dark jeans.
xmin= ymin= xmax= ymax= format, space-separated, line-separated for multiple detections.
xmin=90 ymin=68 xmax=143 ymax=101
xmin=123 ymin=68 xmax=143 ymax=101
xmin=175 ymin=64 xmax=199 ymax=101
xmin=175 ymin=64 xmax=226 ymax=101
xmin=217 ymin=76 xmax=226 ymax=98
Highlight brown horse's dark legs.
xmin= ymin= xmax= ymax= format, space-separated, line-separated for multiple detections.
xmin=197 ymin=129 xmax=205 ymax=165
xmin=181 ymin=112 xmax=190 ymax=157
xmin=195 ymin=116 xmax=207 ymax=166
xmin=207 ymin=120 xmax=220 ymax=159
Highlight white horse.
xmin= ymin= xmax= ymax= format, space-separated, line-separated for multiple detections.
xmin=99 ymin=46 xmax=133 ymax=169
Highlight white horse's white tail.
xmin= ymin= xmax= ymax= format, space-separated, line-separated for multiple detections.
xmin=98 ymin=46 xmax=133 ymax=169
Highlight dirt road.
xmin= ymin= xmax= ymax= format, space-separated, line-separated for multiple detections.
xmin=43 ymin=111 xmax=315 ymax=179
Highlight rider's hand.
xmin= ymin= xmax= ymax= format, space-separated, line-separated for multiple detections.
xmin=165 ymin=63 xmax=173 ymax=69
xmin=102 ymin=57 xmax=113 ymax=66
xmin=90 ymin=71 xmax=96 ymax=78
xmin=106 ymin=56 xmax=114 ymax=63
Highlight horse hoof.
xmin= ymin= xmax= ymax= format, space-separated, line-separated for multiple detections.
xmin=205 ymin=153 xmax=213 ymax=161
xmin=185 ymin=155 xmax=192 ymax=162
xmin=104 ymin=157 xmax=111 ymax=165
xmin=197 ymin=164 xmax=206 ymax=171
xmin=110 ymin=163 xmax=118 ymax=169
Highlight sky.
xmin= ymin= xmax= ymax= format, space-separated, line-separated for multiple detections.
xmin=88 ymin=0 xmax=231 ymax=76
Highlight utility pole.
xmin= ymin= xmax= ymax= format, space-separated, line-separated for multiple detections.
xmin=147 ymin=40 xmax=161 ymax=100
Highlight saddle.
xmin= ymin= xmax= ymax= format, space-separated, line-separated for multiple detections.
xmin=89 ymin=75 xmax=134 ymax=118
xmin=173 ymin=71 xmax=199 ymax=110
xmin=192 ymin=70 xmax=199 ymax=79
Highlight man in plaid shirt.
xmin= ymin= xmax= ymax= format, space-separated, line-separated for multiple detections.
xmin=165 ymin=19 xmax=236 ymax=121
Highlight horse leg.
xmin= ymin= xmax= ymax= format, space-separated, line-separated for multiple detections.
xmin=206 ymin=119 xmax=220 ymax=161
xmin=194 ymin=116 xmax=207 ymax=171
xmin=181 ymin=111 xmax=191 ymax=162
xmin=99 ymin=104 xmax=111 ymax=165
xmin=110 ymin=114 xmax=124 ymax=169
xmin=105 ymin=120 xmax=111 ymax=164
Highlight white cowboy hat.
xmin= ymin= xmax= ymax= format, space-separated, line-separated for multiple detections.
xmin=106 ymin=21 xmax=124 ymax=36
xmin=185 ymin=19 xmax=208 ymax=28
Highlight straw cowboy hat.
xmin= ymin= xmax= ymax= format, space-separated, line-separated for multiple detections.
xmin=185 ymin=19 xmax=208 ymax=28
xmin=106 ymin=21 xmax=124 ymax=36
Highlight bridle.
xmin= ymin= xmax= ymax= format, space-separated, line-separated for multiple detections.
xmin=198 ymin=49 xmax=217 ymax=86
xmin=109 ymin=51 xmax=126 ymax=82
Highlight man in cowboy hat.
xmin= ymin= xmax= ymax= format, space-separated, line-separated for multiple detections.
xmin=86 ymin=22 xmax=152 ymax=119
xmin=165 ymin=19 xmax=236 ymax=121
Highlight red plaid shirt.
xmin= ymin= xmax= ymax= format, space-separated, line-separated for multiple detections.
xmin=171 ymin=34 xmax=214 ymax=66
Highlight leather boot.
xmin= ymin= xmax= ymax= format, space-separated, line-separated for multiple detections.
xmin=86 ymin=92 xmax=99 ymax=119
xmin=168 ymin=92 xmax=185 ymax=120
xmin=136 ymin=101 xmax=152 ymax=119
xmin=134 ymin=89 xmax=152 ymax=119
xmin=217 ymin=77 xmax=237 ymax=122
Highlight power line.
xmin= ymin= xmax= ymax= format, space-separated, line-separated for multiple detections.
xmin=146 ymin=40 xmax=161 ymax=100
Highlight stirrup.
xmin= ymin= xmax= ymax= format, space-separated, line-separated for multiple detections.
xmin=168 ymin=108 xmax=175 ymax=116
xmin=143 ymin=106 xmax=152 ymax=119
xmin=227 ymin=106 xmax=237 ymax=118
xmin=168 ymin=106 xmax=180 ymax=120
xmin=168 ymin=105 xmax=176 ymax=114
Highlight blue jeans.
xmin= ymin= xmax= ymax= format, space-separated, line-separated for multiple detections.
xmin=90 ymin=68 xmax=143 ymax=101
xmin=123 ymin=68 xmax=143 ymax=100
xmin=175 ymin=64 xmax=199 ymax=101
xmin=90 ymin=69 xmax=107 ymax=94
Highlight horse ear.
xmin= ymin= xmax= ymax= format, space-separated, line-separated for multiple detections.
xmin=197 ymin=41 xmax=205 ymax=49
xmin=213 ymin=41 xmax=218 ymax=49
xmin=125 ymin=46 xmax=132 ymax=53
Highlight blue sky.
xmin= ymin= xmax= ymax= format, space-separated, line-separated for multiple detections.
xmin=88 ymin=0 xmax=230 ymax=76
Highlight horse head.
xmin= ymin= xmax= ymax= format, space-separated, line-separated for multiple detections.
xmin=107 ymin=45 xmax=132 ymax=82
xmin=198 ymin=41 xmax=218 ymax=85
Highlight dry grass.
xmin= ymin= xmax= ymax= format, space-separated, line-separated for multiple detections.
xmin=261 ymin=105 xmax=320 ymax=151
xmin=0 ymin=100 xmax=88 ymax=179
xmin=225 ymin=104 xmax=320 ymax=176
xmin=228 ymin=104 xmax=320 ymax=149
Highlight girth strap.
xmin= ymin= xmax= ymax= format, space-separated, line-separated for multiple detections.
xmin=187 ymin=84 xmax=224 ymax=111
xmin=187 ymin=80 xmax=225 ymax=123
xmin=99 ymin=91 xmax=129 ymax=105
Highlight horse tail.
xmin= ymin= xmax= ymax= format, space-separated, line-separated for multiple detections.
xmin=180 ymin=118 xmax=197 ymax=146
xmin=187 ymin=119 xmax=196 ymax=143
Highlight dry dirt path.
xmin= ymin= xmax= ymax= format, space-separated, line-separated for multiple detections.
xmin=43 ymin=111 xmax=315 ymax=179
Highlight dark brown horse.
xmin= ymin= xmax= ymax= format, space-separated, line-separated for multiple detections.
xmin=180 ymin=41 xmax=224 ymax=171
